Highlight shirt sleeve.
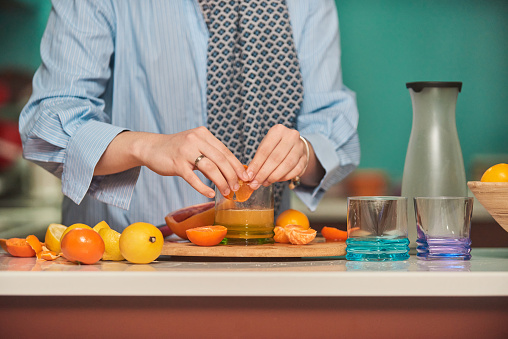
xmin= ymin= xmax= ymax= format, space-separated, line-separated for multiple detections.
xmin=292 ymin=0 xmax=361 ymax=211
xmin=19 ymin=0 xmax=140 ymax=210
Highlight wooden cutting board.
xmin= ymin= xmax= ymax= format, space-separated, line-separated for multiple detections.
xmin=161 ymin=237 xmax=346 ymax=258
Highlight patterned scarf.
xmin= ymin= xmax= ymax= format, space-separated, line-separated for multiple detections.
xmin=198 ymin=0 xmax=304 ymax=213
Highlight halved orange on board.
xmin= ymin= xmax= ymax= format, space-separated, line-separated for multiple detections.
xmin=186 ymin=226 xmax=228 ymax=246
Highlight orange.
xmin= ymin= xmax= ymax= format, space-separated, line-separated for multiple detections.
xmin=481 ymin=163 xmax=508 ymax=182
xmin=5 ymin=238 xmax=36 ymax=257
xmin=60 ymin=223 xmax=92 ymax=242
xmin=321 ymin=226 xmax=348 ymax=241
xmin=4 ymin=235 xmax=44 ymax=257
xmin=276 ymin=209 xmax=310 ymax=229
xmin=287 ymin=228 xmax=317 ymax=245
xmin=61 ymin=228 xmax=105 ymax=264
xmin=186 ymin=226 xmax=228 ymax=246
xmin=226 ymin=165 xmax=254 ymax=202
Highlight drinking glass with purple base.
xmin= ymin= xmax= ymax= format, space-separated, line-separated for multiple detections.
xmin=414 ymin=197 xmax=473 ymax=260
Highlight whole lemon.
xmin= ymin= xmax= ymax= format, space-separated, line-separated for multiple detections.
xmin=119 ymin=222 xmax=164 ymax=264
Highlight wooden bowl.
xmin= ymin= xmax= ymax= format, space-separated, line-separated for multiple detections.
xmin=468 ymin=181 xmax=508 ymax=233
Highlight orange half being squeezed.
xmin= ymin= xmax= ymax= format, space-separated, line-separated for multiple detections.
xmin=225 ymin=165 xmax=254 ymax=202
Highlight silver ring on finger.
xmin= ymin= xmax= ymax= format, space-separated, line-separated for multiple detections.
xmin=194 ymin=154 xmax=206 ymax=170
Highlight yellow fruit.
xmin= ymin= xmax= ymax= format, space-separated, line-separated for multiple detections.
xmin=481 ymin=163 xmax=508 ymax=182
xmin=119 ymin=222 xmax=164 ymax=264
xmin=60 ymin=223 xmax=92 ymax=242
xmin=99 ymin=228 xmax=124 ymax=261
xmin=44 ymin=223 xmax=67 ymax=254
xmin=93 ymin=220 xmax=111 ymax=233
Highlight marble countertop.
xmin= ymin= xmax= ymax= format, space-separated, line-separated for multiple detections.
xmin=1 ymin=248 xmax=507 ymax=297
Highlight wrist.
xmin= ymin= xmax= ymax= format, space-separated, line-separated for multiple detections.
xmin=129 ymin=131 xmax=153 ymax=167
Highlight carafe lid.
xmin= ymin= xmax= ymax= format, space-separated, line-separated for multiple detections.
xmin=406 ymin=81 xmax=462 ymax=92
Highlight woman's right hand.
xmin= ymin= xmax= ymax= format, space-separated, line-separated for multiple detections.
xmin=94 ymin=127 xmax=249 ymax=199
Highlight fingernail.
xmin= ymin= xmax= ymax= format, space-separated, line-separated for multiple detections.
xmin=247 ymin=171 xmax=254 ymax=180
xmin=233 ymin=183 xmax=240 ymax=191
xmin=223 ymin=188 xmax=231 ymax=196
xmin=208 ymin=191 xmax=215 ymax=198
xmin=241 ymin=171 xmax=249 ymax=181
xmin=249 ymin=180 xmax=259 ymax=189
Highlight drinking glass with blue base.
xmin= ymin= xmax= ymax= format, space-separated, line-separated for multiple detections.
xmin=346 ymin=197 xmax=410 ymax=261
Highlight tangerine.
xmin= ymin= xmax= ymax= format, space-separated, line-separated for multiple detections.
xmin=276 ymin=209 xmax=310 ymax=229
xmin=186 ymin=226 xmax=228 ymax=246
xmin=61 ymin=228 xmax=105 ymax=264
xmin=481 ymin=163 xmax=508 ymax=182
xmin=60 ymin=223 xmax=92 ymax=242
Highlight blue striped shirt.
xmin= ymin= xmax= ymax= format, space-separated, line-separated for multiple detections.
xmin=19 ymin=0 xmax=360 ymax=231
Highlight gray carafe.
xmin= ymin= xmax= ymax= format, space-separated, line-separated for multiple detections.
xmin=401 ymin=82 xmax=467 ymax=247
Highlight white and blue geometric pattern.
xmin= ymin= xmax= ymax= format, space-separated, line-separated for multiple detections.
xmin=198 ymin=0 xmax=304 ymax=211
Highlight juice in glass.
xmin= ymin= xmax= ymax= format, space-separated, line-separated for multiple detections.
xmin=214 ymin=185 xmax=274 ymax=245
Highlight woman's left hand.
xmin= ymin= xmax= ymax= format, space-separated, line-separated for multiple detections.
xmin=246 ymin=124 xmax=308 ymax=189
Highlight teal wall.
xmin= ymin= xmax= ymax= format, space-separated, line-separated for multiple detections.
xmin=335 ymin=0 xmax=508 ymax=180
xmin=0 ymin=1 xmax=51 ymax=70
xmin=1 ymin=1 xmax=507 ymax=181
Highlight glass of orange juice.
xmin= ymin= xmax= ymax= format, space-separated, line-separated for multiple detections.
xmin=214 ymin=185 xmax=274 ymax=245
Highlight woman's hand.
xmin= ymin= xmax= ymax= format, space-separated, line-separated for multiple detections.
xmin=246 ymin=124 xmax=313 ymax=189
xmin=94 ymin=127 xmax=249 ymax=199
